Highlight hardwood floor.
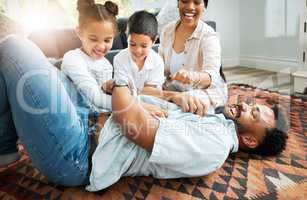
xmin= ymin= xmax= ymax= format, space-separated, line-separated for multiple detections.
xmin=223 ymin=66 xmax=292 ymax=95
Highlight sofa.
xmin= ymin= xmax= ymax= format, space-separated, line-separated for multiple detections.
xmin=27 ymin=18 xmax=217 ymax=66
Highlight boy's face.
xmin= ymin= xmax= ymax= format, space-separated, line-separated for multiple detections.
xmin=128 ymin=33 xmax=154 ymax=64
xmin=76 ymin=21 xmax=114 ymax=60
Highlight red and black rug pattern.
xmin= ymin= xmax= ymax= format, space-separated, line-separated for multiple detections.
xmin=0 ymin=85 xmax=306 ymax=200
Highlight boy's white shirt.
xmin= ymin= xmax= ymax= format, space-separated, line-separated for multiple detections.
xmin=113 ymin=48 xmax=165 ymax=93
xmin=61 ymin=48 xmax=113 ymax=112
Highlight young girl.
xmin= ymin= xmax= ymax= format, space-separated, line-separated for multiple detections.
xmin=61 ymin=0 xmax=118 ymax=112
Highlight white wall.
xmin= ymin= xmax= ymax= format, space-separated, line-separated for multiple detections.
xmin=204 ymin=0 xmax=240 ymax=67
xmin=239 ymin=0 xmax=304 ymax=71
xmin=204 ymin=0 xmax=304 ymax=71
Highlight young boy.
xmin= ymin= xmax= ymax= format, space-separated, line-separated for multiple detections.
xmin=113 ymin=10 xmax=165 ymax=95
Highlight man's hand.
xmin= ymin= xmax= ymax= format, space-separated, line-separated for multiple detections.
xmin=101 ymin=79 xmax=113 ymax=94
xmin=141 ymin=102 xmax=168 ymax=118
xmin=169 ymin=93 xmax=209 ymax=116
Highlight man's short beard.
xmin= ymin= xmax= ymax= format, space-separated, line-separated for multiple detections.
xmin=215 ymin=106 xmax=247 ymax=135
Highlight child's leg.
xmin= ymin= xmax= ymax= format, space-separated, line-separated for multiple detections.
xmin=0 ymin=36 xmax=89 ymax=186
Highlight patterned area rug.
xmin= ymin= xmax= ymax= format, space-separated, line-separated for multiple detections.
xmin=0 ymin=85 xmax=306 ymax=200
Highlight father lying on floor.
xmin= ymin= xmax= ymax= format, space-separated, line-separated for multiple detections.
xmin=87 ymin=80 xmax=288 ymax=191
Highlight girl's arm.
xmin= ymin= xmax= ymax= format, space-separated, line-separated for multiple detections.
xmin=61 ymin=52 xmax=112 ymax=111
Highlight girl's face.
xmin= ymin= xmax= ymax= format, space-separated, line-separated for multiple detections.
xmin=178 ymin=0 xmax=205 ymax=27
xmin=77 ymin=21 xmax=115 ymax=60
xmin=128 ymin=33 xmax=154 ymax=64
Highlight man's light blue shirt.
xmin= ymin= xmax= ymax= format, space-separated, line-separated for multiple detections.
xmin=87 ymin=96 xmax=238 ymax=191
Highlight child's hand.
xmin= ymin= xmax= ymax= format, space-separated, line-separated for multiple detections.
xmin=101 ymin=79 xmax=114 ymax=95
xmin=141 ymin=102 xmax=168 ymax=118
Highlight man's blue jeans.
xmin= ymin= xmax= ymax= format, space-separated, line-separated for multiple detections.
xmin=0 ymin=36 xmax=90 ymax=186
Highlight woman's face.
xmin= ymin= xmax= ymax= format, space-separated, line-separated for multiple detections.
xmin=178 ymin=0 xmax=205 ymax=27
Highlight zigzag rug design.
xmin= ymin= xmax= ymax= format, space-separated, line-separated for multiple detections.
xmin=0 ymin=85 xmax=306 ymax=200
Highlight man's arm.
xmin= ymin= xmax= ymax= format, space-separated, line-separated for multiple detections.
xmin=112 ymin=86 xmax=159 ymax=151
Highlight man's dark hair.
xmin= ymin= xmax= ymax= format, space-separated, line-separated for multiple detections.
xmin=249 ymin=105 xmax=288 ymax=156
xmin=127 ymin=10 xmax=158 ymax=41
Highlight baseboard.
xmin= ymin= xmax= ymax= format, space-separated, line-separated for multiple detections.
xmin=239 ymin=56 xmax=299 ymax=74
xmin=222 ymin=57 xmax=240 ymax=68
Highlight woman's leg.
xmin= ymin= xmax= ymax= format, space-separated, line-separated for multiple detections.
xmin=0 ymin=36 xmax=90 ymax=186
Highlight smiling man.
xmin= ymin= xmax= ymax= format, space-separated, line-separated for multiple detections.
xmin=87 ymin=82 xmax=289 ymax=191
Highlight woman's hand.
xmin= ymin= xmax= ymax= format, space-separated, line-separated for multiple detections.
xmin=170 ymin=69 xmax=212 ymax=89
xmin=170 ymin=69 xmax=199 ymax=85
xmin=141 ymin=102 xmax=168 ymax=118
xmin=101 ymin=79 xmax=114 ymax=95
xmin=170 ymin=93 xmax=209 ymax=117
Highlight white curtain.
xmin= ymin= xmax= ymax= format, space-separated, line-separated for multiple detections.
xmin=4 ymin=0 xmax=72 ymax=31
xmin=130 ymin=0 xmax=164 ymax=11
xmin=5 ymin=0 xmax=22 ymax=20
xmin=286 ymin=0 xmax=304 ymax=36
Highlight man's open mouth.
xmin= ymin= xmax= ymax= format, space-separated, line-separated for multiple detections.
xmin=230 ymin=104 xmax=242 ymax=119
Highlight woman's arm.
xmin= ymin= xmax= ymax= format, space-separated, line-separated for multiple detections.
xmin=170 ymin=69 xmax=211 ymax=89
xmin=199 ymin=33 xmax=222 ymax=89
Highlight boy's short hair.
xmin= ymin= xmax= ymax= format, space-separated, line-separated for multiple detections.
xmin=127 ymin=10 xmax=158 ymax=41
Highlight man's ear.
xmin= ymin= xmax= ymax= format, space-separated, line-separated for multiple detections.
xmin=240 ymin=134 xmax=259 ymax=149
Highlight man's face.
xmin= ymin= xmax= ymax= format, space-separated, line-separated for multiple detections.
xmin=224 ymin=102 xmax=276 ymax=144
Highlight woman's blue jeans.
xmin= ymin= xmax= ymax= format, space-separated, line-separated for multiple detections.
xmin=0 ymin=36 xmax=90 ymax=186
